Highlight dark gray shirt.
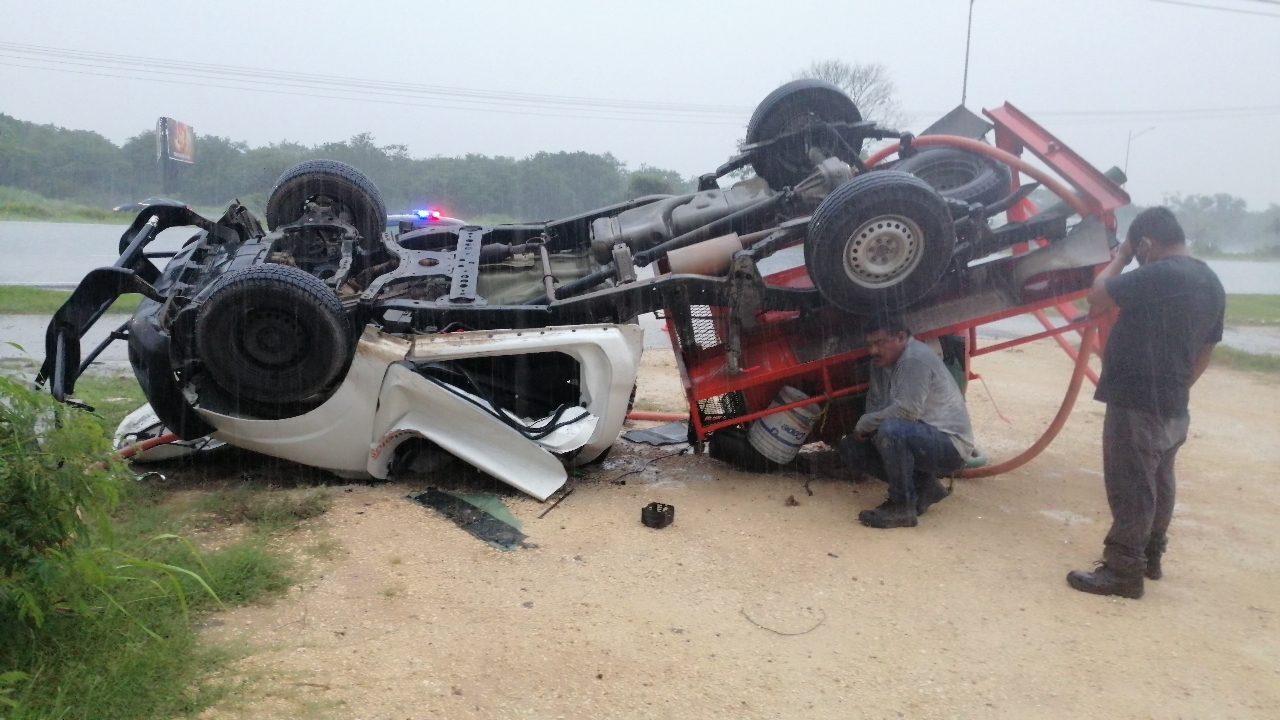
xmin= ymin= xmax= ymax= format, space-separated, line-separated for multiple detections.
xmin=856 ymin=337 xmax=976 ymax=457
xmin=1095 ymin=255 xmax=1225 ymax=418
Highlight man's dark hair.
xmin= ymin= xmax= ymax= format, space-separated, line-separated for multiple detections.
xmin=1127 ymin=206 xmax=1185 ymax=247
xmin=864 ymin=314 xmax=911 ymax=337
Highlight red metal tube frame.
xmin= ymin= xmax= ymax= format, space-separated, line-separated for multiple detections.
xmin=960 ymin=323 xmax=1097 ymax=479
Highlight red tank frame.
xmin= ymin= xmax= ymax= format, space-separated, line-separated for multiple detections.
xmin=662 ymin=103 xmax=1129 ymax=464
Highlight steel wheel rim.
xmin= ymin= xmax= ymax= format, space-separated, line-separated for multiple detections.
xmin=841 ymin=214 xmax=925 ymax=289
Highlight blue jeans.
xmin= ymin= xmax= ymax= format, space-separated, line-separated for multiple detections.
xmin=837 ymin=420 xmax=964 ymax=503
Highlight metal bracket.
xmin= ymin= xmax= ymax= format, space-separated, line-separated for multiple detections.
xmin=442 ymin=226 xmax=486 ymax=306
xmin=612 ymin=243 xmax=637 ymax=284
xmin=725 ymin=253 xmax=767 ymax=375
xmin=360 ymin=232 xmax=453 ymax=302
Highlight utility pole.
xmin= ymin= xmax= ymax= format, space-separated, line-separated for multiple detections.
xmin=962 ymin=0 xmax=976 ymax=106
xmin=1124 ymin=126 xmax=1156 ymax=178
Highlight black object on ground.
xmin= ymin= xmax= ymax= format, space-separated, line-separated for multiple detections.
xmin=409 ymin=487 xmax=529 ymax=551
xmin=708 ymin=426 xmax=778 ymax=472
xmin=641 ymin=502 xmax=675 ymax=529
xmin=621 ymin=421 xmax=689 ymax=446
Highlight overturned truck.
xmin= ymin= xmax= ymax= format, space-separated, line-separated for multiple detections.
xmin=39 ymin=79 xmax=1129 ymax=499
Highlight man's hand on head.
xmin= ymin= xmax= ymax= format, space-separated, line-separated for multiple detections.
xmin=1116 ymin=236 xmax=1136 ymax=265
xmin=1088 ymin=235 xmax=1137 ymax=317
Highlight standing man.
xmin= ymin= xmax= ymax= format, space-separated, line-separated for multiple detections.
xmin=839 ymin=316 xmax=976 ymax=529
xmin=1068 ymin=207 xmax=1225 ymax=599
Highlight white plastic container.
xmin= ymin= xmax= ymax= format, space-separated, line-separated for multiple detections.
xmin=747 ymin=386 xmax=824 ymax=464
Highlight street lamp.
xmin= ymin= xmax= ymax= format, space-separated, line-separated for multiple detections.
xmin=1124 ymin=126 xmax=1156 ymax=178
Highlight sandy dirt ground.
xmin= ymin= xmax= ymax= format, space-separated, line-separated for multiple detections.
xmin=198 ymin=339 xmax=1280 ymax=720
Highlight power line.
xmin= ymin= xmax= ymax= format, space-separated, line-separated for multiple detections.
xmin=2 ymin=41 xmax=1277 ymax=129
xmin=0 ymin=41 xmax=752 ymax=120
xmin=0 ymin=60 xmax=747 ymax=127
xmin=1148 ymin=0 xmax=1280 ymax=18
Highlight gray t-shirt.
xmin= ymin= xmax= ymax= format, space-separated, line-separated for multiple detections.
xmin=855 ymin=337 xmax=976 ymax=458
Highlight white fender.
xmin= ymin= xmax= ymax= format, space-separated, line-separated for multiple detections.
xmin=368 ymin=364 xmax=568 ymax=501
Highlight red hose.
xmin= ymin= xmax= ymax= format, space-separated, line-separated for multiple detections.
xmin=626 ymin=411 xmax=688 ymax=422
xmin=865 ymin=136 xmax=1093 ymax=217
xmin=960 ymin=324 xmax=1097 ymax=478
xmin=118 ymin=432 xmax=181 ymax=459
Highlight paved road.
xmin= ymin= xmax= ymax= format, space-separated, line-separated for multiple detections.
xmin=1 ymin=314 xmax=133 ymax=373
xmin=5 ymin=311 xmax=1276 ymax=377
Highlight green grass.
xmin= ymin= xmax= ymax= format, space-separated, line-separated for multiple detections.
xmin=0 ymin=481 xmax=297 ymax=720
xmin=72 ymin=373 xmax=149 ymax=431
xmin=0 ymin=187 xmax=131 ymax=225
xmin=1224 ymin=295 xmax=1280 ymax=326
xmin=0 ymin=286 xmax=142 ymax=315
xmin=191 ymin=487 xmax=334 ymax=534
xmin=0 ymin=365 xmax=329 ymax=719
xmin=1212 ymin=345 xmax=1280 ymax=373
xmin=0 ymin=187 xmax=231 ymax=226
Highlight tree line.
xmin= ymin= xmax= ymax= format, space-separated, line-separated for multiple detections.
xmin=0 ymin=113 xmax=693 ymax=221
xmin=3 ymin=109 xmax=1278 ymax=254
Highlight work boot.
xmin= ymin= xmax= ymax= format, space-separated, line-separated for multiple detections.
xmin=1145 ymin=550 xmax=1163 ymax=581
xmin=858 ymin=499 xmax=918 ymax=529
xmin=915 ymin=477 xmax=952 ymax=516
xmin=1066 ymin=562 xmax=1144 ymax=599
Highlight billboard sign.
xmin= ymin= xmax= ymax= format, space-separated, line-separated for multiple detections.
xmin=156 ymin=117 xmax=195 ymax=164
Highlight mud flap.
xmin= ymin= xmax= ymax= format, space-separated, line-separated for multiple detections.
xmin=369 ymin=364 xmax=567 ymax=501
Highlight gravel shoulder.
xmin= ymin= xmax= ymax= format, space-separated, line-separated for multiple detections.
xmin=195 ymin=340 xmax=1280 ymax=719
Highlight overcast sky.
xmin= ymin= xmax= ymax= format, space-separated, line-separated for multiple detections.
xmin=2 ymin=0 xmax=1278 ymax=208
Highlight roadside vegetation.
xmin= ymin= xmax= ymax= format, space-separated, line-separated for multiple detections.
xmin=1212 ymin=345 xmax=1280 ymax=374
xmin=0 ymin=187 xmax=129 ymax=224
xmin=0 ymin=112 xmax=694 ymax=225
xmin=0 ymin=367 xmax=329 ymax=719
xmin=1224 ymin=295 xmax=1280 ymax=326
xmin=0 ymin=286 xmax=141 ymax=315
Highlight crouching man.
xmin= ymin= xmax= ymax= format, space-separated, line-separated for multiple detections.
xmin=839 ymin=316 xmax=976 ymax=529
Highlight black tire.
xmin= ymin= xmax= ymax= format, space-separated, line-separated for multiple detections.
xmin=805 ymin=171 xmax=956 ymax=315
xmin=195 ymin=264 xmax=352 ymax=404
xmin=265 ymin=160 xmax=387 ymax=255
xmin=746 ymin=79 xmax=863 ymax=191
xmin=895 ymin=148 xmax=1012 ymax=207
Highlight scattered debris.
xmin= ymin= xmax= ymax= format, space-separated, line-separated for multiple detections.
xmin=641 ymin=502 xmax=675 ymax=529
xmin=740 ymin=607 xmax=827 ymax=636
xmin=607 ymin=448 xmax=691 ymax=485
xmin=784 ymin=495 xmax=800 ymax=506
xmin=828 ymin=553 xmax=839 ymax=558
xmin=409 ymin=488 xmax=530 ymax=551
xmin=621 ymin=421 xmax=689 ymax=446
xmin=537 ymin=487 xmax=575 ymax=519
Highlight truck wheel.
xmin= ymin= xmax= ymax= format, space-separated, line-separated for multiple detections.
xmin=195 ymin=264 xmax=352 ymax=404
xmin=805 ymin=171 xmax=956 ymax=315
xmin=895 ymin=148 xmax=1012 ymax=207
xmin=746 ymin=79 xmax=863 ymax=191
xmin=266 ymin=159 xmax=387 ymax=256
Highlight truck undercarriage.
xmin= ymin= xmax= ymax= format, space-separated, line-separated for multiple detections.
xmin=39 ymin=80 xmax=1130 ymax=499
